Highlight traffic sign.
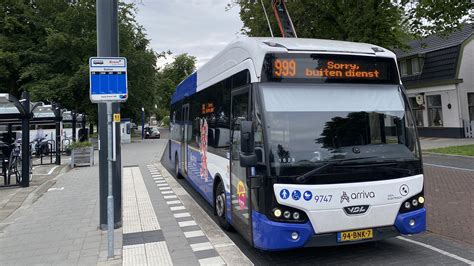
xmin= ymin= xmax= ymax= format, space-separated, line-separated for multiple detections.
xmin=113 ymin=113 xmax=121 ymax=122
xmin=89 ymin=57 xmax=128 ymax=103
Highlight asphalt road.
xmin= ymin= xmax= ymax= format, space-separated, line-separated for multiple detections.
xmin=158 ymin=129 xmax=474 ymax=265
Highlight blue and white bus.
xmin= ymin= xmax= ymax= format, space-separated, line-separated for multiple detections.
xmin=169 ymin=37 xmax=426 ymax=251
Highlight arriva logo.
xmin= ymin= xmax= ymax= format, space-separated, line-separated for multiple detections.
xmin=351 ymin=191 xmax=375 ymax=200
xmin=340 ymin=191 xmax=376 ymax=203
xmin=343 ymin=205 xmax=370 ymax=215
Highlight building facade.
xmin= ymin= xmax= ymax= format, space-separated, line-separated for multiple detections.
xmin=395 ymin=25 xmax=473 ymax=138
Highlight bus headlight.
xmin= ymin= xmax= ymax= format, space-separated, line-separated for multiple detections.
xmin=292 ymin=212 xmax=300 ymax=220
xmin=418 ymin=196 xmax=425 ymax=204
xmin=283 ymin=211 xmax=291 ymax=219
xmin=273 ymin=208 xmax=282 ymax=218
xmin=404 ymin=202 xmax=411 ymax=209
xmin=400 ymin=193 xmax=424 ymax=213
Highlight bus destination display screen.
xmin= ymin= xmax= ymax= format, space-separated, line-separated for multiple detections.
xmin=263 ymin=54 xmax=398 ymax=84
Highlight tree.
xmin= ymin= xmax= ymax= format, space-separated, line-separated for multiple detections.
xmin=236 ymin=0 xmax=472 ymax=49
xmin=0 ymin=1 xmax=162 ymax=124
xmin=155 ymin=53 xmax=197 ymax=120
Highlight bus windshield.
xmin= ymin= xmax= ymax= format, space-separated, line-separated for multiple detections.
xmin=260 ymin=83 xmax=420 ymax=177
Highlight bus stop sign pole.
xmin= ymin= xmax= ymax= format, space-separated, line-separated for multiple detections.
xmin=90 ymin=55 xmax=127 ymax=259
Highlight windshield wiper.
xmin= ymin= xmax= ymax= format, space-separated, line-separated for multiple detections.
xmin=295 ymin=156 xmax=378 ymax=183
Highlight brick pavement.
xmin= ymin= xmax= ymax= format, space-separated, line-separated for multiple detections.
xmin=423 ymin=164 xmax=474 ymax=246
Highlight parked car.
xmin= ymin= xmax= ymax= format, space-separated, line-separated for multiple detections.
xmin=145 ymin=127 xmax=160 ymax=139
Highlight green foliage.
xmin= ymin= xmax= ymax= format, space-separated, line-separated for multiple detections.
xmin=0 ymin=1 xmax=162 ymax=124
xmin=428 ymin=145 xmax=474 ymax=156
xmin=237 ymin=0 xmax=472 ymax=49
xmin=161 ymin=115 xmax=170 ymax=127
xmin=67 ymin=141 xmax=93 ymax=150
xmin=155 ymin=54 xmax=196 ymax=119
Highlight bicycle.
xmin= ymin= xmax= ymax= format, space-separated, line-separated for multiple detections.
xmin=7 ymin=140 xmax=33 ymax=184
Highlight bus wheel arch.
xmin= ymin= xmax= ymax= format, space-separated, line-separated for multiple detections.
xmin=213 ymin=175 xmax=232 ymax=231
xmin=174 ymin=152 xmax=182 ymax=179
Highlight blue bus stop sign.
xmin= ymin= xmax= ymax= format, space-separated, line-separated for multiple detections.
xmin=89 ymin=57 xmax=128 ymax=103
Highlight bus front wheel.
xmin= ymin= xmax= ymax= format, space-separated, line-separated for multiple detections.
xmin=215 ymin=181 xmax=232 ymax=231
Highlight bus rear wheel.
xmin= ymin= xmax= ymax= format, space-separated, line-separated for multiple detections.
xmin=215 ymin=181 xmax=232 ymax=231
xmin=174 ymin=154 xmax=183 ymax=179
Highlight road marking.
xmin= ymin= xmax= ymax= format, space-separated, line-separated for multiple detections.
xmin=198 ymin=256 xmax=226 ymax=265
xmin=184 ymin=230 xmax=204 ymax=238
xmin=174 ymin=212 xmax=191 ymax=218
xmin=423 ymin=163 xmax=474 ymax=172
xmin=33 ymin=165 xmax=60 ymax=176
xmin=47 ymin=165 xmax=59 ymax=175
xmin=170 ymin=206 xmax=186 ymax=211
xmin=397 ymin=237 xmax=474 ymax=265
xmin=190 ymin=242 xmax=213 ymax=252
xmin=166 ymin=200 xmax=181 ymax=205
xmin=179 ymin=220 xmax=197 ymax=227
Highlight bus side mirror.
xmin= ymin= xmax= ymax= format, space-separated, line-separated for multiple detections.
xmin=240 ymin=121 xmax=254 ymax=154
xmin=240 ymin=120 xmax=257 ymax=167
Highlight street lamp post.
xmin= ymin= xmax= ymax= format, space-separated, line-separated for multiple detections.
xmin=141 ymin=107 xmax=145 ymax=140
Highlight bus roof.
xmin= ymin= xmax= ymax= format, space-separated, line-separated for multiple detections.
xmin=171 ymin=37 xmax=397 ymax=104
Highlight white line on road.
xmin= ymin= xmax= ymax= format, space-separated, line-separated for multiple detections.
xmin=32 ymin=165 xmax=60 ymax=176
xmin=397 ymin=237 xmax=474 ymax=265
xmin=423 ymin=163 xmax=474 ymax=172
xmin=47 ymin=165 xmax=59 ymax=175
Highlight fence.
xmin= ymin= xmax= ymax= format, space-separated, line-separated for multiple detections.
xmin=464 ymin=120 xmax=474 ymax=138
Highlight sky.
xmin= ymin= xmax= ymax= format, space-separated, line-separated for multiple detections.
xmin=126 ymin=0 xmax=244 ymax=68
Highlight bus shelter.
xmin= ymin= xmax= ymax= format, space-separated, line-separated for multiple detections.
xmin=0 ymin=92 xmax=32 ymax=187
xmin=30 ymin=102 xmax=63 ymax=165
xmin=62 ymin=111 xmax=88 ymax=144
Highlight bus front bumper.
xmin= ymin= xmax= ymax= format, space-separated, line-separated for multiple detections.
xmin=252 ymin=208 xmax=426 ymax=251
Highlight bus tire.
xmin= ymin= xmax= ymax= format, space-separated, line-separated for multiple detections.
xmin=174 ymin=153 xmax=183 ymax=179
xmin=215 ymin=181 xmax=232 ymax=231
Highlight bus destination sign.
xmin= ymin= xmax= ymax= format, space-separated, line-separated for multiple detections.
xmin=264 ymin=54 xmax=398 ymax=84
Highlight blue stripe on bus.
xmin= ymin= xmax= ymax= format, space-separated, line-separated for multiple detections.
xmin=252 ymin=210 xmax=314 ymax=251
xmin=171 ymin=72 xmax=197 ymax=104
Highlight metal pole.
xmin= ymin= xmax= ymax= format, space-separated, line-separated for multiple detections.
xmin=20 ymin=92 xmax=30 ymax=187
xmin=106 ymin=102 xmax=114 ymax=258
xmin=56 ymin=120 xmax=61 ymax=165
xmin=97 ymin=0 xmax=122 ymax=230
xmin=141 ymin=107 xmax=145 ymax=140
xmin=72 ymin=112 xmax=77 ymax=142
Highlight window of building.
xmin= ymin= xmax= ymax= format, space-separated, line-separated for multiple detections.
xmin=427 ymin=95 xmax=443 ymax=127
xmin=399 ymin=57 xmax=423 ymax=76
xmin=468 ymin=93 xmax=474 ymax=121
xmin=399 ymin=60 xmax=407 ymax=77
xmin=409 ymin=96 xmax=424 ymax=127
xmin=412 ymin=58 xmax=420 ymax=74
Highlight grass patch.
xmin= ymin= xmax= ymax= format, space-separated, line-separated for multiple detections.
xmin=427 ymin=144 xmax=474 ymax=156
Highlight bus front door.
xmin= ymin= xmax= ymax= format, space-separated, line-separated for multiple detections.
xmin=181 ymin=104 xmax=189 ymax=176
xmin=230 ymin=88 xmax=252 ymax=242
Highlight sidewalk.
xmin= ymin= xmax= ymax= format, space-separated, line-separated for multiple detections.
xmin=0 ymin=161 xmax=69 ymax=226
xmin=420 ymin=137 xmax=474 ymax=150
xmin=0 ymin=156 xmax=121 ymax=265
